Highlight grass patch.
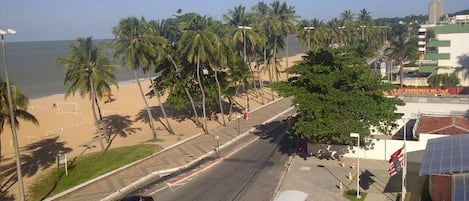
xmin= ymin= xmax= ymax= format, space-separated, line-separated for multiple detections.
xmin=343 ymin=189 xmax=367 ymax=201
xmin=29 ymin=144 xmax=160 ymax=200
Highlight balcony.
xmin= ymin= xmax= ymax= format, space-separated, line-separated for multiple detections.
xmin=419 ymin=65 xmax=438 ymax=73
xmin=428 ymin=40 xmax=451 ymax=47
xmin=424 ymin=53 xmax=450 ymax=60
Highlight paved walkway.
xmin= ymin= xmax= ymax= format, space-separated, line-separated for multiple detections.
xmin=45 ymin=97 xmax=294 ymax=201
xmin=279 ymin=156 xmax=425 ymax=201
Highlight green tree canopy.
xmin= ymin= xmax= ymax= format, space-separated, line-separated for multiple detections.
xmin=271 ymin=47 xmax=404 ymax=145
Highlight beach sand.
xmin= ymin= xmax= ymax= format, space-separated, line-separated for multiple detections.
xmin=0 ymin=53 xmax=305 ymax=199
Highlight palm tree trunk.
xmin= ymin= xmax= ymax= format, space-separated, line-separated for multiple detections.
xmin=168 ymin=55 xmax=200 ymax=127
xmin=273 ymin=40 xmax=279 ymax=82
xmin=267 ymin=49 xmax=274 ymax=101
xmin=214 ymin=70 xmax=226 ymax=126
xmin=257 ymin=61 xmax=264 ymax=105
xmin=89 ymin=77 xmax=105 ymax=152
xmin=245 ymin=84 xmax=250 ymax=113
xmin=134 ymin=70 xmax=158 ymax=140
xmin=94 ymin=97 xmax=103 ymax=120
xmin=228 ymin=84 xmax=240 ymax=119
xmin=196 ymin=55 xmax=209 ymax=134
xmin=285 ymin=36 xmax=289 ymax=80
xmin=400 ymin=62 xmax=404 ymax=88
xmin=149 ymin=74 xmax=175 ymax=135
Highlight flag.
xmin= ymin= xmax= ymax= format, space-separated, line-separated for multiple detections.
xmin=388 ymin=147 xmax=404 ymax=176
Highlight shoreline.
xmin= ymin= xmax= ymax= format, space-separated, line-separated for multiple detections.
xmin=0 ymin=53 xmax=305 ymax=199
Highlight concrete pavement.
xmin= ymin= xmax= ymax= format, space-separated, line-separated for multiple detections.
xmin=278 ymin=155 xmax=425 ymax=201
xmin=45 ymin=97 xmax=295 ymax=201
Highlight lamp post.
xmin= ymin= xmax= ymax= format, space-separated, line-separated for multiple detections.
xmin=401 ymin=117 xmax=407 ymax=201
xmin=0 ymin=28 xmax=25 ymax=201
xmin=350 ymin=132 xmax=361 ymax=199
xmin=238 ymin=25 xmax=252 ymax=113
xmin=215 ymin=135 xmax=220 ymax=159
xmin=360 ymin=25 xmax=366 ymax=41
xmin=237 ymin=113 xmax=241 ymax=135
xmin=303 ymin=26 xmax=314 ymax=49
xmin=338 ymin=26 xmax=346 ymax=47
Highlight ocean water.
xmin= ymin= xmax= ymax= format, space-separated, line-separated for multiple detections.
xmin=1 ymin=36 xmax=306 ymax=99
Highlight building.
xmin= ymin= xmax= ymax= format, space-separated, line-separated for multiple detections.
xmin=419 ymin=22 xmax=469 ymax=85
xmin=413 ymin=112 xmax=469 ymax=139
xmin=419 ymin=134 xmax=469 ymax=201
xmin=428 ymin=0 xmax=444 ymax=25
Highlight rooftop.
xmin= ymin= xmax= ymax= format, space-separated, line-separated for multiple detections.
xmin=415 ymin=114 xmax=469 ymax=136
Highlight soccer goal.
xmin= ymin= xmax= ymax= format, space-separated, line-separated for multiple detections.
xmin=55 ymin=102 xmax=81 ymax=114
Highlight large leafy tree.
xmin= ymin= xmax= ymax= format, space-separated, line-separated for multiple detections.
xmin=56 ymin=36 xmax=118 ymax=151
xmin=271 ymin=47 xmax=404 ymax=144
xmin=112 ymin=17 xmax=164 ymax=140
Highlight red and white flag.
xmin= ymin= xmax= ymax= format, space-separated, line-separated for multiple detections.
xmin=388 ymin=147 xmax=404 ymax=176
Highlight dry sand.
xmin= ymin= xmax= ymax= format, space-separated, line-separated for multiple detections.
xmin=0 ymin=53 xmax=305 ymax=199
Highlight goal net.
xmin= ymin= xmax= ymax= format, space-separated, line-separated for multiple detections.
xmin=55 ymin=102 xmax=81 ymax=114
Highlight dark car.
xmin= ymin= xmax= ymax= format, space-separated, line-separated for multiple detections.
xmin=120 ymin=195 xmax=155 ymax=201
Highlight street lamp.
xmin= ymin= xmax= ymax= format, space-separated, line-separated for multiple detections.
xmin=215 ymin=135 xmax=220 ymax=159
xmin=359 ymin=25 xmax=366 ymax=41
xmin=303 ymin=26 xmax=315 ymax=49
xmin=0 ymin=28 xmax=26 ymax=201
xmin=237 ymin=113 xmax=241 ymax=135
xmin=338 ymin=26 xmax=345 ymax=46
xmin=350 ymin=132 xmax=361 ymax=199
xmin=338 ymin=26 xmax=346 ymax=47
xmin=237 ymin=25 xmax=252 ymax=113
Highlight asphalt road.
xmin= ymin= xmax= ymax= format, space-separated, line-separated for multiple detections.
xmin=134 ymin=116 xmax=293 ymax=201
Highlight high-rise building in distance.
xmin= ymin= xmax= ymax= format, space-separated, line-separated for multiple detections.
xmin=428 ymin=0 xmax=444 ymax=24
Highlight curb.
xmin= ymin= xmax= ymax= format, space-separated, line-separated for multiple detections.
xmin=43 ymin=132 xmax=205 ymax=201
xmin=45 ymin=97 xmax=289 ymax=201
xmin=102 ymin=105 xmax=295 ymax=201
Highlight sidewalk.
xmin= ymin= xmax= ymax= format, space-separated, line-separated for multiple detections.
xmin=45 ymin=97 xmax=294 ymax=201
xmin=279 ymin=156 xmax=424 ymax=201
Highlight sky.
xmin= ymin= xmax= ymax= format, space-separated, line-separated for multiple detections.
xmin=0 ymin=0 xmax=468 ymax=42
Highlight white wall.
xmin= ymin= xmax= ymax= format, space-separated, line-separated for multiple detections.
xmin=309 ymin=134 xmax=447 ymax=163
xmin=437 ymin=33 xmax=469 ymax=67
xmin=307 ymin=102 xmax=469 ymax=163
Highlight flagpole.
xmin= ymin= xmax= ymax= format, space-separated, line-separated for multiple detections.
xmin=402 ymin=117 xmax=407 ymax=201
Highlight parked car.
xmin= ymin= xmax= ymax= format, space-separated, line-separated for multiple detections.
xmin=120 ymin=195 xmax=154 ymax=201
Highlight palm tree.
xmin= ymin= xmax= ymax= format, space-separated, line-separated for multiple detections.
xmin=276 ymin=2 xmax=297 ymax=80
xmin=210 ymin=37 xmax=231 ymax=126
xmin=149 ymin=20 xmax=175 ymax=135
xmin=385 ymin=36 xmax=418 ymax=87
xmin=340 ymin=10 xmax=355 ymax=25
xmin=112 ymin=17 xmax=160 ymax=140
xmin=225 ymin=4 xmax=262 ymax=113
xmin=56 ymin=36 xmax=118 ymax=151
xmin=252 ymin=2 xmax=276 ymax=100
xmin=178 ymin=15 xmax=217 ymax=134
xmin=0 ymin=79 xmax=38 ymax=165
